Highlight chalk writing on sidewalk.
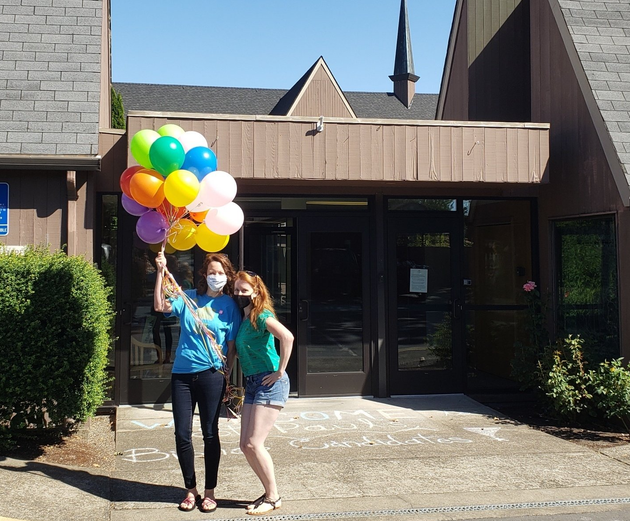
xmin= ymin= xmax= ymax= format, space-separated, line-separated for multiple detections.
xmin=288 ymin=433 xmax=473 ymax=450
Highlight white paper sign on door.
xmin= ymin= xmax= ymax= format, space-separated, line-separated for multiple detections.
xmin=409 ymin=268 xmax=428 ymax=293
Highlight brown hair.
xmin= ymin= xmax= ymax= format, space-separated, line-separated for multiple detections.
xmin=197 ymin=253 xmax=236 ymax=296
xmin=234 ymin=271 xmax=275 ymax=329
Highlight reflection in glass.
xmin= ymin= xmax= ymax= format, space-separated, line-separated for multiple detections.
xmin=555 ymin=217 xmax=619 ymax=362
xmin=130 ymin=243 xmax=195 ymax=380
xmin=466 ymin=310 xmax=525 ymax=392
xmin=463 ymin=200 xmax=532 ymax=306
xmin=99 ymin=195 xmax=118 ymax=400
xmin=388 ymin=199 xmax=456 ymax=211
xmin=307 ymin=232 xmax=363 ymax=373
xmin=396 ymin=232 xmax=452 ymax=371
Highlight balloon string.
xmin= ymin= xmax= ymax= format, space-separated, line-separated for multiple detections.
xmin=159 ymin=242 xmax=225 ymax=368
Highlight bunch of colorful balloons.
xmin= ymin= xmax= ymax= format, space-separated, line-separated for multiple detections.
xmin=120 ymin=124 xmax=243 ymax=253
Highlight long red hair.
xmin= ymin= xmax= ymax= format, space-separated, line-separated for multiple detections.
xmin=235 ymin=271 xmax=275 ymax=329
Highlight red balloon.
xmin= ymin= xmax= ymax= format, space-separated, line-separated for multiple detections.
xmin=157 ymin=199 xmax=186 ymax=224
xmin=120 ymin=165 xmax=145 ymax=198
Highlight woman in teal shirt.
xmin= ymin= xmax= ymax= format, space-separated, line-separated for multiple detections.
xmin=155 ymin=251 xmax=241 ymax=513
xmin=233 ymin=270 xmax=294 ymax=516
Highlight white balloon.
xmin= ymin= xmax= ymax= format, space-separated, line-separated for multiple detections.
xmin=203 ymin=170 xmax=237 ymax=207
xmin=204 ymin=202 xmax=244 ymax=235
xmin=186 ymin=170 xmax=237 ymax=212
xmin=178 ymin=131 xmax=208 ymax=153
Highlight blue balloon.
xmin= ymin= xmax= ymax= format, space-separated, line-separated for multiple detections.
xmin=181 ymin=146 xmax=217 ymax=181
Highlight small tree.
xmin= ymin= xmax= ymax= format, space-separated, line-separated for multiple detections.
xmin=0 ymin=247 xmax=114 ymax=439
xmin=111 ymin=86 xmax=125 ymax=130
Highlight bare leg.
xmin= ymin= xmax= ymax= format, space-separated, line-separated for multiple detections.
xmin=240 ymin=403 xmax=282 ymax=501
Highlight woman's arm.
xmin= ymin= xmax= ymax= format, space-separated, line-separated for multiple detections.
xmin=261 ymin=316 xmax=294 ymax=386
xmin=153 ymin=252 xmax=172 ymax=313
xmin=226 ymin=340 xmax=237 ymax=378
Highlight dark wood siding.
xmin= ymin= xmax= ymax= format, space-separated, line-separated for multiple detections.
xmin=468 ymin=0 xmax=531 ymax=122
xmin=530 ymin=0 xmax=628 ymax=358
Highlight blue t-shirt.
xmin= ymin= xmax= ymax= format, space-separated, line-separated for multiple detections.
xmin=167 ymin=290 xmax=241 ymax=374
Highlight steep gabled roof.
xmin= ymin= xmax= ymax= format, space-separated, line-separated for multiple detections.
xmin=555 ymin=0 xmax=630 ymax=196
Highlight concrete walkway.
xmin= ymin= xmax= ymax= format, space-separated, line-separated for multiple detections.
xmin=1 ymin=395 xmax=630 ymax=520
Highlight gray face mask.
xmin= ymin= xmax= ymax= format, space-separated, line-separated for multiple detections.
xmin=206 ymin=274 xmax=227 ymax=292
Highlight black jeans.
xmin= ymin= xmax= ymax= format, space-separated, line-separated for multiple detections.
xmin=171 ymin=368 xmax=226 ymax=490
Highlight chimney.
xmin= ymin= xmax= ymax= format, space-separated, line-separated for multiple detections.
xmin=389 ymin=0 xmax=419 ymax=108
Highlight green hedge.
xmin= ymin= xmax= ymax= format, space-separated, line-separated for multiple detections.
xmin=0 ymin=247 xmax=114 ymax=432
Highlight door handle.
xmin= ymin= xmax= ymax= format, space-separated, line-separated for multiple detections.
xmin=298 ymin=300 xmax=309 ymax=321
xmin=450 ymin=298 xmax=461 ymax=320
xmin=121 ymin=302 xmax=132 ymax=326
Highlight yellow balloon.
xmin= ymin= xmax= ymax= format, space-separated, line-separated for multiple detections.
xmin=164 ymin=169 xmax=200 ymax=208
xmin=149 ymin=242 xmax=175 ymax=254
xmin=196 ymin=223 xmax=229 ymax=252
xmin=167 ymin=219 xmax=197 ymax=251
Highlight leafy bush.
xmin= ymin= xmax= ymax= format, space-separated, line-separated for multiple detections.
xmin=512 ymin=281 xmax=630 ymax=429
xmin=542 ymin=336 xmax=593 ymax=420
xmin=0 ymin=247 xmax=114 ymax=439
xmin=592 ymin=358 xmax=630 ymax=431
xmin=111 ymin=86 xmax=125 ymax=130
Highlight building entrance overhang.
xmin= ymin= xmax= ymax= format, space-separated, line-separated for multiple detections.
xmin=127 ymin=112 xmax=549 ymax=185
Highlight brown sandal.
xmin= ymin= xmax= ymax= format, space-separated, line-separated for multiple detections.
xmin=178 ymin=494 xmax=200 ymax=512
xmin=246 ymin=494 xmax=266 ymax=511
xmin=247 ymin=497 xmax=281 ymax=515
xmin=200 ymin=496 xmax=217 ymax=513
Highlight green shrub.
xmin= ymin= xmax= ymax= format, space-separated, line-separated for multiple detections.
xmin=111 ymin=86 xmax=125 ymax=130
xmin=0 ymin=247 xmax=114 ymax=435
xmin=592 ymin=358 xmax=630 ymax=430
xmin=542 ymin=336 xmax=593 ymax=420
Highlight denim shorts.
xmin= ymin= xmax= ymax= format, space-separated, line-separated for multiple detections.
xmin=244 ymin=371 xmax=290 ymax=407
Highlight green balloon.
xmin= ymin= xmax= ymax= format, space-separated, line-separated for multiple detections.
xmin=157 ymin=124 xmax=185 ymax=139
xmin=130 ymin=129 xmax=160 ymax=169
xmin=149 ymin=136 xmax=185 ymax=176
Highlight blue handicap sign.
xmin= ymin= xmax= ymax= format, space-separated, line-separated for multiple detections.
xmin=0 ymin=183 xmax=8 ymax=236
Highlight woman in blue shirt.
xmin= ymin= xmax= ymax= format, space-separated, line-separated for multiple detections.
xmin=233 ymin=270 xmax=294 ymax=515
xmin=154 ymin=251 xmax=241 ymax=513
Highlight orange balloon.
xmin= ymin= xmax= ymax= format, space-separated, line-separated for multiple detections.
xmin=189 ymin=210 xmax=208 ymax=222
xmin=129 ymin=170 xmax=165 ymax=208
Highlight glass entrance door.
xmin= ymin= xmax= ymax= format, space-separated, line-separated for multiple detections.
xmin=388 ymin=216 xmax=464 ymax=394
xmin=297 ymin=216 xmax=371 ymax=395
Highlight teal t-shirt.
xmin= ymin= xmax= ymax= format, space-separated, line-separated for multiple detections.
xmin=167 ymin=290 xmax=241 ymax=374
xmin=235 ymin=309 xmax=280 ymax=377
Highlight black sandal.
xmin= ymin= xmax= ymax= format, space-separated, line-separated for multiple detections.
xmin=246 ymin=494 xmax=266 ymax=511
xmin=247 ymin=496 xmax=281 ymax=515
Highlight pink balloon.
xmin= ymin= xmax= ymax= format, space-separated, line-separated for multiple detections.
xmin=178 ymin=131 xmax=208 ymax=154
xmin=204 ymin=202 xmax=244 ymax=235
xmin=186 ymin=170 xmax=237 ymax=213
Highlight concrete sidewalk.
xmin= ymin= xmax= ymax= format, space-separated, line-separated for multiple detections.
xmin=1 ymin=395 xmax=630 ymax=521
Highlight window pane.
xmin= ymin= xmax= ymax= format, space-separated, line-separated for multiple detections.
xmin=463 ymin=200 xmax=532 ymax=305
xmin=555 ymin=217 xmax=619 ymax=361
xmin=99 ymin=195 xmax=118 ymax=401
xmin=466 ymin=310 xmax=525 ymax=392
xmin=388 ymin=199 xmax=456 ymax=211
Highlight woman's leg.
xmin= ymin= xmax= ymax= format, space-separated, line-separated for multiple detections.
xmin=195 ymin=369 xmax=227 ymax=499
xmin=171 ymin=373 xmax=199 ymax=508
xmin=240 ymin=403 xmax=282 ymax=500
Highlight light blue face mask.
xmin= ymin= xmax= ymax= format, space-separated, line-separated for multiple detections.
xmin=206 ymin=274 xmax=227 ymax=292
